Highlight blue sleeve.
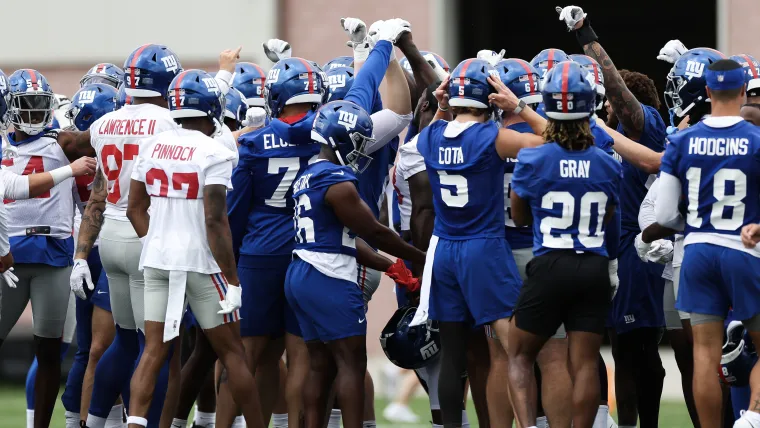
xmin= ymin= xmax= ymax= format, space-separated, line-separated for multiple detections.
xmin=344 ymin=40 xmax=392 ymax=112
xmin=659 ymin=136 xmax=680 ymax=177
xmin=619 ymin=104 xmax=666 ymax=151
xmin=591 ymin=122 xmax=615 ymax=155
xmin=226 ymin=162 xmax=254 ymax=258
xmin=404 ymin=121 xmax=419 ymax=143
xmin=605 ymin=206 xmax=621 ymax=259
xmin=511 ymin=150 xmax=538 ymax=201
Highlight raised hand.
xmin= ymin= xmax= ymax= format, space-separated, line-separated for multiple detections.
xmin=556 ymin=5 xmax=586 ymax=31
xmin=219 ymin=46 xmax=243 ymax=73
xmin=262 ymin=39 xmax=291 ymax=63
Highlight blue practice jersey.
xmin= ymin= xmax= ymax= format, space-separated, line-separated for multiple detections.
xmin=512 ymin=143 xmax=623 ymax=257
xmin=504 ymin=122 xmax=534 ymax=249
xmin=228 ymin=112 xmax=320 ymax=263
xmin=617 ymin=104 xmax=666 ymax=232
xmin=660 ymin=118 xmax=760 ymax=239
xmin=292 ymin=160 xmax=358 ymax=257
xmin=417 ymin=120 xmax=505 ymax=239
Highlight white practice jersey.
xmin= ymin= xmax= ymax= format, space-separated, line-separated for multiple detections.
xmin=132 ymin=128 xmax=236 ymax=274
xmin=217 ymin=124 xmax=239 ymax=168
xmin=2 ymin=131 xmax=75 ymax=239
xmin=394 ymin=135 xmax=426 ymax=232
xmin=90 ymin=104 xmax=177 ymax=221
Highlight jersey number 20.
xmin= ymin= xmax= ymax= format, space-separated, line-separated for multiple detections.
xmin=540 ymin=191 xmax=608 ymax=249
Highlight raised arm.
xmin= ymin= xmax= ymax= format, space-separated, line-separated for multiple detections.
xmin=395 ymin=31 xmax=440 ymax=107
xmin=57 ymin=130 xmax=95 ymax=160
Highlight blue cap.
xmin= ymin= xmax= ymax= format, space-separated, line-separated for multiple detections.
xmin=706 ymin=66 xmax=746 ymax=91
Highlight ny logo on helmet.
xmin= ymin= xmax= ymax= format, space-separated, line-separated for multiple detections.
xmin=79 ymin=91 xmax=97 ymax=104
xmin=685 ymin=60 xmax=705 ymax=80
xmin=201 ymin=77 xmax=220 ymax=93
xmin=161 ymin=55 xmax=179 ymax=73
xmin=328 ymin=74 xmax=346 ymax=90
xmin=338 ymin=110 xmax=358 ymax=131
xmin=420 ymin=341 xmax=439 ymax=360
xmin=267 ymin=68 xmax=280 ymax=84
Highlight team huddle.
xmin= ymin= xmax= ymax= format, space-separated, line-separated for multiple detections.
xmin=0 ymin=4 xmax=759 ymax=428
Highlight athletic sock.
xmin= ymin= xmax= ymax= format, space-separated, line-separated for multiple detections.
xmin=105 ymin=404 xmax=125 ymax=428
xmin=362 ymin=420 xmax=376 ymax=428
xmin=433 ymin=425 xmax=443 ymax=428
xmin=271 ymin=413 xmax=288 ymax=427
xmin=26 ymin=409 xmax=34 ymax=428
xmin=86 ymin=414 xmax=107 ymax=428
xmin=89 ymin=326 xmax=140 ymax=419
xmin=536 ymin=415 xmax=548 ymax=428
xmin=169 ymin=419 xmax=187 ymax=428
xmin=461 ymin=410 xmax=470 ymax=427
xmin=231 ymin=415 xmax=246 ymax=428
xmin=593 ymin=405 xmax=609 ymax=428
xmin=194 ymin=410 xmax=216 ymax=427
xmin=327 ymin=409 xmax=342 ymax=428
xmin=65 ymin=411 xmax=80 ymax=428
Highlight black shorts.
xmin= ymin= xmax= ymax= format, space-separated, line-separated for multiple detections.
xmin=514 ymin=250 xmax=611 ymax=337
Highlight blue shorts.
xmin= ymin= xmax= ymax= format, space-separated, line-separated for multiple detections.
xmin=183 ymin=307 xmax=198 ymax=329
xmin=607 ymin=232 xmax=665 ymax=333
xmin=285 ymin=258 xmax=366 ymax=342
xmin=238 ymin=255 xmax=300 ymax=337
xmin=90 ymin=269 xmax=111 ymax=312
xmin=677 ymin=243 xmax=760 ymax=321
xmin=428 ymin=237 xmax=522 ymax=327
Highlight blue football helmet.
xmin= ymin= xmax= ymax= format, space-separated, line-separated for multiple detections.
xmin=380 ymin=306 xmax=441 ymax=370
xmin=325 ymin=67 xmax=354 ymax=102
xmin=721 ymin=321 xmax=758 ymax=387
xmin=123 ymin=44 xmax=183 ymax=98
xmin=264 ymin=58 xmax=325 ymax=118
xmin=80 ymin=63 xmax=125 ymax=89
xmin=224 ymin=88 xmax=249 ymax=130
xmin=311 ymin=100 xmax=374 ymax=173
xmin=664 ymin=48 xmax=726 ymax=119
xmin=448 ymin=59 xmax=498 ymax=109
xmin=0 ymin=69 xmax=10 ymax=130
xmin=168 ymin=69 xmax=224 ymax=135
xmin=730 ymin=54 xmax=760 ymax=96
xmin=400 ymin=51 xmax=450 ymax=74
xmin=323 ymin=56 xmax=353 ymax=71
xmin=570 ymin=54 xmax=605 ymax=110
xmin=116 ymin=86 xmax=133 ymax=109
xmin=66 ymin=84 xmax=118 ymax=131
xmin=531 ymin=48 xmax=570 ymax=85
xmin=232 ymin=62 xmax=267 ymax=107
xmin=8 ymin=69 xmax=56 ymax=135
xmin=541 ymin=61 xmax=596 ymax=120
xmin=494 ymin=58 xmax=542 ymax=105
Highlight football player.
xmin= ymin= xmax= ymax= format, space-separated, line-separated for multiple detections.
xmin=411 ymin=57 xmax=545 ymax=426
xmin=125 ymin=68 xmax=265 ymax=428
xmin=0 ymin=68 xmax=98 ymax=428
xmin=70 ymin=44 xmax=240 ymax=428
xmin=508 ymin=60 xmax=622 ymax=428
xmin=80 ymin=63 xmax=125 ymax=89
xmin=655 ymin=59 xmax=760 ymax=428
xmin=557 ymin=6 xmax=669 ymax=426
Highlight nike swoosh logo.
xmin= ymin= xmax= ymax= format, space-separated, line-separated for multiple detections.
xmin=332 ymin=171 xmax=345 ymax=175
xmin=358 ymin=317 xmax=366 ymax=323
xmin=97 ymin=290 xmax=107 ymax=294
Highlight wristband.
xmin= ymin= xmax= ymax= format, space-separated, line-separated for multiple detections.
xmin=575 ymin=18 xmax=598 ymax=46
xmin=50 ymin=165 xmax=73 ymax=185
xmin=513 ymin=100 xmax=527 ymax=115
xmin=438 ymin=103 xmax=449 ymax=112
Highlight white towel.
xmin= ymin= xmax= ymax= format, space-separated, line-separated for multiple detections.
xmin=163 ymin=270 xmax=187 ymax=342
xmin=410 ymin=235 xmax=438 ymax=326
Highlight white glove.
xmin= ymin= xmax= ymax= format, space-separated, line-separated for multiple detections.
xmin=634 ymin=233 xmax=652 ymax=263
xmin=341 ymin=17 xmax=368 ymax=47
xmin=2 ymin=267 xmax=17 ymax=288
xmin=218 ymin=283 xmax=242 ymax=314
xmin=374 ymin=18 xmax=411 ymax=44
xmin=243 ymin=107 xmax=266 ymax=128
xmin=608 ymin=259 xmax=619 ymax=300
xmin=70 ymin=258 xmax=94 ymax=300
xmin=477 ymin=49 xmax=505 ymax=66
xmin=262 ymin=39 xmax=292 ymax=63
xmin=657 ymin=39 xmax=688 ymax=64
xmin=556 ymin=5 xmax=587 ymax=31
xmin=424 ymin=53 xmax=450 ymax=81
xmin=646 ymin=239 xmax=674 ymax=264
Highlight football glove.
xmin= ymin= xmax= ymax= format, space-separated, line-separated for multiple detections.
xmin=657 ymin=40 xmax=688 ymax=64
xmin=70 ymin=258 xmax=94 ymax=299
xmin=262 ymin=39 xmax=292 ymax=63
xmin=218 ymin=283 xmax=242 ymax=314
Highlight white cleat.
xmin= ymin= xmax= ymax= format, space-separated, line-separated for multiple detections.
xmin=382 ymin=402 xmax=420 ymax=423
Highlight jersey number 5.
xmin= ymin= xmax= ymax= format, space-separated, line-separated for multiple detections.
xmin=438 ymin=171 xmax=468 ymax=207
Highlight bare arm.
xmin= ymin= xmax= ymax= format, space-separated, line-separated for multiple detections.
xmin=57 ymin=130 xmax=95 ymax=161
xmin=488 ymin=75 xmax=547 ymax=136
xmin=204 ymin=184 xmax=240 ymax=284
xmin=495 ymin=129 xmax=544 ymax=160
xmin=642 ymin=223 xmax=678 ymax=243
xmin=510 ymin=190 xmax=532 ymax=227
xmin=408 ymin=170 xmax=435 ymax=276
xmin=126 ymin=179 xmax=151 ymax=238
xmin=383 ymin=57 xmax=412 ymax=116
xmin=396 ymin=32 xmax=439 ymax=108
xmin=583 ymin=40 xmax=645 ymax=139
xmin=598 ymin=120 xmax=662 ymax=173
xmin=327 ymin=181 xmax=426 ymax=266
xmin=74 ymin=168 xmax=107 ymax=259
xmin=356 ymin=238 xmax=393 ymax=272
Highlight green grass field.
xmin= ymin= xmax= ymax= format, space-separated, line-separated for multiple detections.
xmin=0 ymin=384 xmax=693 ymax=427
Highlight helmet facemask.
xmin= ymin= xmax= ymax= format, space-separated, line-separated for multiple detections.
xmin=10 ymin=92 xmax=54 ymax=135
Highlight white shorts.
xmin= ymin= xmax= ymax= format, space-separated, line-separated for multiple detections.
xmin=358 ymin=263 xmax=382 ymax=309
xmin=99 ymin=219 xmax=144 ymax=331
xmin=0 ymin=263 xmax=72 ymax=339
xmin=143 ymin=268 xmax=239 ymax=331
